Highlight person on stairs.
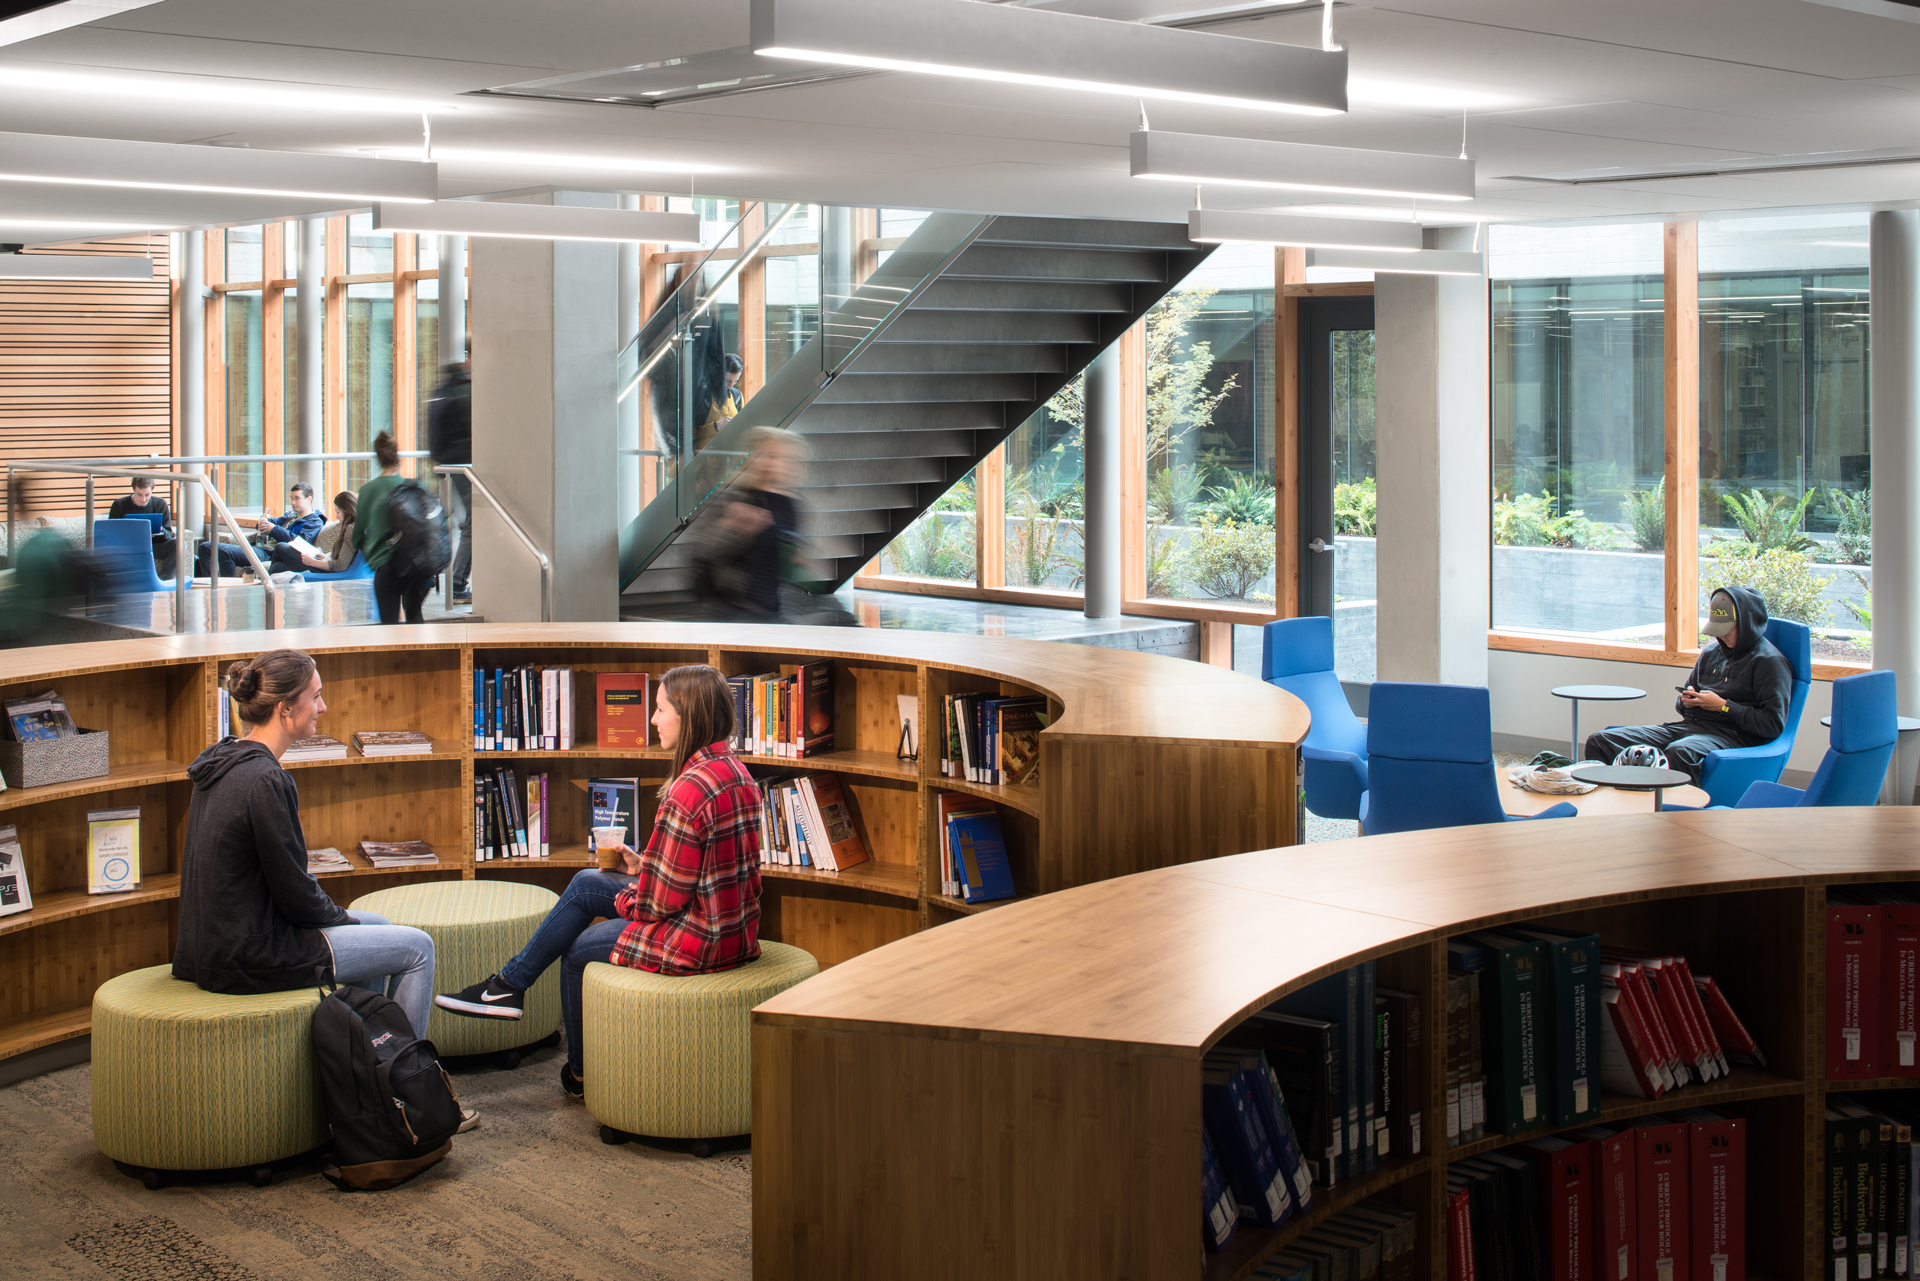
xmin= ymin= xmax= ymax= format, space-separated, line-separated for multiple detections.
xmin=171 ymin=648 xmax=477 ymax=1130
xmin=1582 ymin=584 xmax=1793 ymax=783
xmin=435 ymin=664 xmax=764 ymax=1101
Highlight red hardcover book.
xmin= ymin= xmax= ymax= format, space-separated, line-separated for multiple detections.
xmin=1629 ymin=1116 xmax=1690 ymax=1281
xmin=1446 ymin=1179 xmax=1477 ymax=1281
xmin=1666 ymin=956 xmax=1728 ymax=1077
xmin=1691 ymin=973 xmax=1767 ymax=1069
xmin=1523 ymin=1136 xmax=1593 ymax=1281
xmin=1873 ymin=889 xmax=1920 ymax=1077
xmin=1673 ymin=1108 xmax=1746 ymax=1281
xmin=1573 ymin=1125 xmax=1638 ymax=1281
xmin=596 ymin=672 xmax=650 ymax=749
xmin=1827 ymin=898 xmax=1882 ymax=1078
xmin=1617 ymin=952 xmax=1714 ymax=1084
xmin=1654 ymin=956 xmax=1720 ymax=1081
xmin=1599 ymin=982 xmax=1665 ymax=1101
xmin=1609 ymin=963 xmax=1678 ymax=1091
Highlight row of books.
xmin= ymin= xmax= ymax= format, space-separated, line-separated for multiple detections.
xmin=938 ymin=692 xmax=1044 ymax=786
xmin=476 ymin=666 xmax=581 ymax=751
xmin=1447 ymin=1110 xmax=1746 ymax=1281
xmin=1238 ymin=1200 xmax=1418 ymax=1279
xmin=281 ymin=732 xmax=435 ymax=762
xmin=476 ymin=766 xmax=549 ymax=861
xmin=1829 ymin=1093 xmax=1920 ymax=1281
xmin=727 ymin=663 xmax=834 ymax=759
xmin=935 ymin=792 xmax=1014 ymax=904
xmin=359 ymin=839 xmax=438 ymax=868
xmin=1828 ymin=887 xmax=1920 ymax=1080
xmin=757 ymin=774 xmax=869 ymax=871
xmin=1447 ymin=927 xmax=1763 ymax=1148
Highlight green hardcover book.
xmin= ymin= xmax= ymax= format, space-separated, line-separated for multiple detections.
xmin=1502 ymin=925 xmax=1603 ymax=1127
xmin=1828 ymin=1110 xmax=1854 ymax=1281
xmin=1463 ymin=931 xmax=1551 ymax=1136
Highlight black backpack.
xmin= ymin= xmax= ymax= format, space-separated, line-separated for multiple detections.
xmin=311 ymin=977 xmax=462 ymax=1190
xmin=383 ymin=479 xmax=451 ymax=581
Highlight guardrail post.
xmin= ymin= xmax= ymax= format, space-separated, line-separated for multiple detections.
xmin=85 ymin=475 xmax=95 ymax=548
xmin=175 ymin=531 xmax=194 ymax=633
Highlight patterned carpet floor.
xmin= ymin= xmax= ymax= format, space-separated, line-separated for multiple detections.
xmin=0 ymin=1041 xmax=752 ymax=1281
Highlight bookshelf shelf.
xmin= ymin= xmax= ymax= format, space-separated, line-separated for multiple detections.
xmin=927 ymin=890 xmax=1020 ymax=916
xmin=1203 ymin=1156 xmax=1427 ymax=1281
xmin=0 ymin=623 xmax=1304 ymax=1078
xmin=0 ymin=758 xmax=190 ymax=811
xmin=1823 ymin=1075 xmax=1920 ymax=1090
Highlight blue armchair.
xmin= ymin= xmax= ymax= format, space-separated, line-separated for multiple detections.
xmin=1732 ymin=668 xmax=1896 ymax=808
xmin=1646 ymin=617 xmax=1812 ymax=809
xmin=1261 ymin=616 xmax=1367 ymax=820
xmin=91 ymin=518 xmax=170 ymax=593
xmin=1358 ymin=682 xmax=1577 ymax=835
xmin=301 ymin=549 xmax=373 ymax=582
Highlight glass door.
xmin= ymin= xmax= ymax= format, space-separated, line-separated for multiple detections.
xmin=1299 ymin=297 xmax=1377 ymax=683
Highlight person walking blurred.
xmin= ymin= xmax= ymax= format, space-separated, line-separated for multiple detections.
xmin=426 ymin=348 xmax=471 ymax=605
xmin=354 ymin=432 xmax=446 ymax=625
xmin=684 ymin=427 xmax=808 ymax=622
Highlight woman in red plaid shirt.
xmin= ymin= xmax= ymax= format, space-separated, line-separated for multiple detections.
xmin=436 ymin=664 xmax=763 ymax=1099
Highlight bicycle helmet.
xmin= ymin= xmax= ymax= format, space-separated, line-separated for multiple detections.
xmin=1613 ymin=744 xmax=1670 ymax=769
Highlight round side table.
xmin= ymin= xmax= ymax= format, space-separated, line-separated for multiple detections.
xmin=1552 ymin=685 xmax=1647 ymax=763
xmin=1569 ymin=763 xmax=1693 ymax=812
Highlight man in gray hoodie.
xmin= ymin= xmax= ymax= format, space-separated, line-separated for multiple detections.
xmin=1583 ymin=583 xmax=1795 ymax=783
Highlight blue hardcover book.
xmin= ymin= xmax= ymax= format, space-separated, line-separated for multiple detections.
xmin=1201 ymin=1123 xmax=1240 ymax=1251
xmin=473 ymin=668 xmax=484 ymax=750
xmin=1201 ymin=1066 xmax=1292 ymax=1229
xmin=1358 ymin=959 xmax=1376 ymax=1173
xmin=1210 ymin=1047 xmax=1314 ymax=1215
xmin=949 ymin=811 xmax=1015 ymax=903
xmin=587 ymin=777 xmax=640 ymax=855
xmin=1276 ymin=967 xmax=1362 ymax=1179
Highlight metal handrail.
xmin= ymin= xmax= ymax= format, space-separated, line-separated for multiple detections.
xmin=433 ymin=464 xmax=551 ymax=622
xmin=6 ymin=460 xmax=275 ymax=631
xmin=12 ymin=451 xmax=430 ymax=465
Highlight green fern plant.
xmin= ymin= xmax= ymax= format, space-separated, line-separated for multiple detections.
xmin=1826 ymin=487 xmax=1871 ymax=564
xmin=1198 ymin=473 xmax=1276 ymax=526
xmin=1722 ymin=487 xmax=1816 ymax=553
xmin=1622 ymin=481 xmax=1665 ymax=552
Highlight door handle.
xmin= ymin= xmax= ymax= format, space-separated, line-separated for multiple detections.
xmin=1308 ymin=538 xmax=1335 ymax=553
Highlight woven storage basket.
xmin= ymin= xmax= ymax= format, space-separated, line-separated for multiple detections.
xmin=0 ymin=728 xmax=109 ymax=789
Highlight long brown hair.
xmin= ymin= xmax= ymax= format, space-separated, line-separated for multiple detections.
xmin=227 ymin=649 xmax=317 ymax=729
xmin=658 ymin=664 xmax=735 ymax=791
xmin=332 ymin=490 xmax=357 ymax=526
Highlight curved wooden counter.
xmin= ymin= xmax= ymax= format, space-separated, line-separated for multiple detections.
xmin=752 ymin=807 xmax=1920 ymax=1281
xmin=0 ymin=624 xmax=1307 ymax=1064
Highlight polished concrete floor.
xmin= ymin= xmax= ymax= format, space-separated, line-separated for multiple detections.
xmin=54 ymin=579 xmax=474 ymax=638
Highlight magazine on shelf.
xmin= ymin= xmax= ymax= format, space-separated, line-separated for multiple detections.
xmin=87 ymin=807 xmax=141 ymax=894
xmin=358 ymin=839 xmax=439 ymax=868
xmin=282 ymin=735 xmax=348 ymax=761
xmin=351 ymin=731 xmax=434 ymax=756
xmin=0 ymin=825 xmax=30 ymax=917
xmin=4 ymin=689 xmax=77 ymax=743
xmin=306 ymin=846 xmax=352 ymax=874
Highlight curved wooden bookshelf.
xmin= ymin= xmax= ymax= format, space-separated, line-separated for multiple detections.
xmin=0 ymin=623 xmax=1308 ymax=1065
xmin=751 ymin=807 xmax=1920 ymax=1281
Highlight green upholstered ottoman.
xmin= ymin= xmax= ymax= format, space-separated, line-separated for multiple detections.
xmin=583 ymin=942 xmax=818 ymax=1150
xmin=91 ymin=965 xmax=328 ymax=1185
xmin=351 ymin=880 xmax=561 ymax=1062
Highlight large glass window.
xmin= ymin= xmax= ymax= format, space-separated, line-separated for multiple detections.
xmin=345 ymin=284 xmax=394 ymax=490
xmin=1003 ymin=407 xmax=1082 ymax=591
xmin=1491 ymin=222 xmax=1666 ymax=644
xmin=881 ymin=464 xmax=978 ymax=584
xmin=224 ymin=290 xmax=263 ymax=509
xmin=1698 ymin=214 xmax=1870 ymax=661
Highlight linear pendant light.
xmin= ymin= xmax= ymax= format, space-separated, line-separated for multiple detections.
xmin=750 ymin=0 xmax=1347 ymax=116
xmin=373 ymin=200 xmax=701 ymax=243
xmin=1306 ymin=247 xmax=1483 ymax=275
xmin=0 ymin=131 xmax=437 ymax=203
xmin=1133 ymin=129 xmax=1474 ymax=201
xmin=1188 ymin=208 xmax=1421 ymax=251
xmin=0 ymin=254 xmax=155 ymax=280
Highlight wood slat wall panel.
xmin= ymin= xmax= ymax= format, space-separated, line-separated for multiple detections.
xmin=0 ymin=237 xmax=173 ymax=519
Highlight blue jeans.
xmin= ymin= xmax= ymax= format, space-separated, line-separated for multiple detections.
xmin=322 ymin=910 xmax=436 ymax=1039
xmin=499 ymin=869 xmax=633 ymax=1076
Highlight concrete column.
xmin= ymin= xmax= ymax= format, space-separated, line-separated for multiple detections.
xmin=438 ymin=233 xmax=466 ymax=367
xmin=470 ymin=192 xmax=621 ymax=621
xmin=1372 ymin=225 xmax=1490 ymax=687
xmin=617 ymin=197 xmax=641 ymax=528
xmin=1873 ymin=210 xmax=1920 ymax=799
xmin=296 ymin=217 xmax=323 ymax=491
xmin=178 ymin=231 xmax=205 ymax=538
xmin=1082 ymin=340 xmax=1122 ymax=619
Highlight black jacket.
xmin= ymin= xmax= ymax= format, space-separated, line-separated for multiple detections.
xmin=427 ymin=365 xmax=471 ymax=465
xmin=108 ymin=494 xmax=170 ymax=532
xmin=172 ymin=737 xmax=350 ymax=994
xmin=1677 ymin=584 xmax=1795 ymax=748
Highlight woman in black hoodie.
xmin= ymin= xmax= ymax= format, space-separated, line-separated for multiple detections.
xmin=172 ymin=650 xmax=442 ymax=1041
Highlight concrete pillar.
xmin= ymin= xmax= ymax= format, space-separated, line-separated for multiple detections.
xmin=1082 ymin=341 xmax=1122 ymax=619
xmin=1372 ymin=225 xmax=1490 ymax=687
xmin=617 ymin=197 xmax=641 ymax=528
xmin=438 ymin=233 xmax=466 ymax=367
xmin=469 ymin=192 xmax=621 ymax=622
xmin=178 ymin=231 xmax=205 ymax=537
xmin=1872 ymin=210 xmax=1920 ymax=799
xmin=296 ymin=217 xmax=323 ymax=491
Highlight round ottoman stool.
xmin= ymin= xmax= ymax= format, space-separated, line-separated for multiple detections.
xmin=351 ymin=880 xmax=561 ymax=1064
xmin=92 ymin=965 xmax=328 ymax=1187
xmin=583 ymin=941 xmax=818 ymax=1154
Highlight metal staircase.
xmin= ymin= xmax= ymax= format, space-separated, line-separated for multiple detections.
xmin=618 ymin=209 xmax=1215 ymax=608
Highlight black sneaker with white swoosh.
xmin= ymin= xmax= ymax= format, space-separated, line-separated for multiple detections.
xmin=434 ymin=974 xmax=525 ymax=1020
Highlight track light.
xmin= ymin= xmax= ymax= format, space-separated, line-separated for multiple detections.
xmin=0 ymin=132 xmax=437 ymax=203
xmin=0 ymin=254 xmax=155 ymax=280
xmin=1132 ymin=129 xmax=1473 ymax=202
xmin=750 ymin=0 xmax=1347 ymax=116
xmin=372 ymin=200 xmax=701 ymax=243
xmin=1188 ymin=208 xmax=1421 ymax=251
xmin=1306 ymin=247 xmax=1484 ymax=275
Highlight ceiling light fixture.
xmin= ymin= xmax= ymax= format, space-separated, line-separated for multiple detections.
xmin=0 ymin=217 xmax=166 ymax=230
xmin=0 ymin=253 xmax=155 ymax=280
xmin=0 ymin=132 xmax=438 ymax=203
xmin=0 ymin=66 xmax=456 ymax=114
xmin=1345 ymin=78 xmax=1512 ymax=110
xmin=421 ymin=147 xmax=728 ymax=174
xmin=0 ymin=0 xmax=166 ymax=49
xmin=1306 ymin=247 xmax=1482 ymax=275
xmin=372 ymin=200 xmax=701 ymax=243
xmin=750 ymin=0 xmax=1347 ymax=115
xmin=1132 ymin=129 xmax=1473 ymax=201
xmin=1189 ymin=208 xmax=1421 ymax=251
